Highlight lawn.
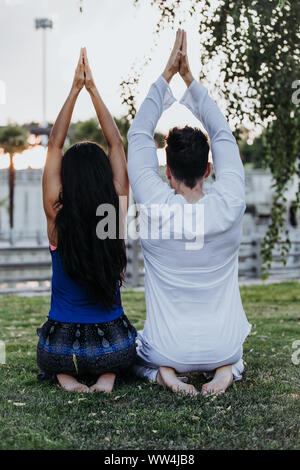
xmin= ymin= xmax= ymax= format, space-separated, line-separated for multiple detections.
xmin=0 ymin=282 xmax=299 ymax=450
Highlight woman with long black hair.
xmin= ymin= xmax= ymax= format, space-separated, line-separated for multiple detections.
xmin=37 ymin=48 xmax=136 ymax=393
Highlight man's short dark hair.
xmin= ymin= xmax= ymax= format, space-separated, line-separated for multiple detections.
xmin=165 ymin=126 xmax=209 ymax=189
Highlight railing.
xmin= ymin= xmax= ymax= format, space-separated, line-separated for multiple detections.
xmin=0 ymin=237 xmax=300 ymax=294
xmin=0 ymin=229 xmax=47 ymax=246
xmin=0 ymin=241 xmax=146 ymax=294
xmin=239 ymin=238 xmax=300 ymax=279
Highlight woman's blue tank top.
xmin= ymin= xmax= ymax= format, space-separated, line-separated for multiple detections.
xmin=48 ymin=248 xmax=124 ymax=324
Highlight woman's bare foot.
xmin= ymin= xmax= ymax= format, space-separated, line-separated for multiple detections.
xmin=202 ymin=364 xmax=233 ymax=396
xmin=157 ymin=367 xmax=198 ymax=396
xmin=90 ymin=373 xmax=116 ymax=393
xmin=57 ymin=374 xmax=90 ymax=393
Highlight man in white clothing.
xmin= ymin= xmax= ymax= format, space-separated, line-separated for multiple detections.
xmin=127 ymin=30 xmax=251 ymax=396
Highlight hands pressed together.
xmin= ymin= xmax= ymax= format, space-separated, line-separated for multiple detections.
xmin=72 ymin=29 xmax=192 ymax=97
xmin=71 ymin=46 xmax=96 ymax=94
xmin=162 ymin=29 xmax=194 ymax=87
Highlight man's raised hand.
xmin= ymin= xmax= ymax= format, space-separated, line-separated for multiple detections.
xmin=179 ymin=31 xmax=194 ymax=87
xmin=162 ymin=29 xmax=184 ymax=84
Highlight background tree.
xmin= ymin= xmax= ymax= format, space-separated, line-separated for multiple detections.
xmin=238 ymin=131 xmax=265 ymax=169
xmin=69 ymin=118 xmax=105 ymax=147
xmin=69 ymin=116 xmax=162 ymax=155
xmin=124 ymin=0 xmax=299 ymax=271
xmin=154 ymin=131 xmax=166 ymax=150
xmin=69 ymin=116 xmax=130 ymax=151
xmin=0 ymin=125 xmax=28 ymax=228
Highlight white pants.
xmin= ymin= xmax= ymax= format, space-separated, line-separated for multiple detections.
xmin=132 ymin=332 xmax=245 ymax=383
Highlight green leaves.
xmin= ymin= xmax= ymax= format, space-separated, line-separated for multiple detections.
xmin=131 ymin=0 xmax=300 ymax=271
xmin=0 ymin=125 xmax=29 ymax=156
xmin=277 ymin=0 xmax=291 ymax=9
xmin=69 ymin=119 xmax=104 ymax=147
xmin=69 ymin=116 xmax=131 ymax=153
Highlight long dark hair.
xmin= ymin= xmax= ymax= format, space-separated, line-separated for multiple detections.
xmin=55 ymin=141 xmax=127 ymax=308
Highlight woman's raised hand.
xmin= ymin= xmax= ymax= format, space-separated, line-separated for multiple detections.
xmin=72 ymin=48 xmax=85 ymax=92
xmin=162 ymin=29 xmax=184 ymax=83
xmin=179 ymin=31 xmax=194 ymax=87
xmin=82 ymin=47 xmax=96 ymax=93
xmin=70 ymin=47 xmax=95 ymax=94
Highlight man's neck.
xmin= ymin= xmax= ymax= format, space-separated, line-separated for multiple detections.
xmin=175 ymin=181 xmax=205 ymax=203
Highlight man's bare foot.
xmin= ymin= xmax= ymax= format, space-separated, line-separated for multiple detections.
xmin=157 ymin=367 xmax=198 ymax=396
xmin=57 ymin=374 xmax=90 ymax=393
xmin=90 ymin=373 xmax=116 ymax=393
xmin=202 ymin=365 xmax=233 ymax=396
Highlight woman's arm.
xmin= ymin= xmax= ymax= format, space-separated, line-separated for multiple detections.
xmin=83 ymin=48 xmax=129 ymax=203
xmin=42 ymin=48 xmax=85 ymax=227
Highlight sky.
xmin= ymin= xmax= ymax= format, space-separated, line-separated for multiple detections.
xmin=0 ymin=0 xmax=217 ymax=134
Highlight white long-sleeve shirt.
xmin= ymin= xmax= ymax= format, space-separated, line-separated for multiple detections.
xmin=127 ymin=76 xmax=251 ymax=364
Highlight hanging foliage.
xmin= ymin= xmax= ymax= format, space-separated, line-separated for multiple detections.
xmin=125 ymin=0 xmax=300 ymax=272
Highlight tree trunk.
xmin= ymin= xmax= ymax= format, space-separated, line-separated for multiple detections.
xmin=8 ymin=154 xmax=15 ymax=229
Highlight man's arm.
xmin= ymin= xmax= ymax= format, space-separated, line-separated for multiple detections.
xmin=127 ymin=30 xmax=183 ymax=205
xmin=180 ymin=82 xmax=245 ymax=181
xmin=127 ymin=76 xmax=176 ymax=205
xmin=179 ymin=31 xmax=245 ymax=204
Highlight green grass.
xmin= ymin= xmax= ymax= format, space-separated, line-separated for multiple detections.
xmin=0 ymin=282 xmax=299 ymax=450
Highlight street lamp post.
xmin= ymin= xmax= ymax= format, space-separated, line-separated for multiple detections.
xmin=35 ymin=18 xmax=53 ymax=145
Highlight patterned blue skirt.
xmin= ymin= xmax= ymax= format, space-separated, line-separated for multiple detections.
xmin=36 ymin=314 xmax=137 ymax=383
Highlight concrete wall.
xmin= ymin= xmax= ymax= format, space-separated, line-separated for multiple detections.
xmin=0 ymin=169 xmax=47 ymax=241
xmin=0 ymin=167 xmax=299 ymax=243
xmin=0 ymin=167 xmax=299 ymax=291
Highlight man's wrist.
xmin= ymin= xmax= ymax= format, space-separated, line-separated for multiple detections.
xmin=162 ymin=70 xmax=173 ymax=84
xmin=182 ymin=72 xmax=194 ymax=88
